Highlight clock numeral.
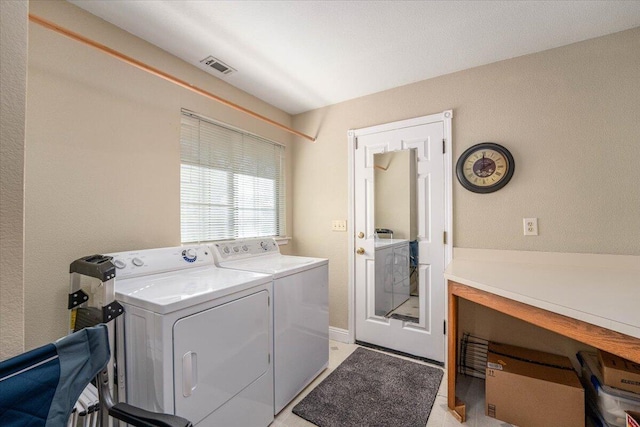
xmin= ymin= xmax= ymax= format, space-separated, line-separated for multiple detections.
xmin=495 ymin=172 xmax=502 ymax=176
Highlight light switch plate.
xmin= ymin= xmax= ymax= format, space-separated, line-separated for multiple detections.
xmin=332 ymin=220 xmax=347 ymax=232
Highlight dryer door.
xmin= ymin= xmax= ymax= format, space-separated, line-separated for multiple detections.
xmin=173 ymin=290 xmax=270 ymax=424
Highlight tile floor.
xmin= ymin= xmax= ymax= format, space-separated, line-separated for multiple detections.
xmin=272 ymin=340 xmax=513 ymax=427
xmin=388 ymin=296 xmax=420 ymax=321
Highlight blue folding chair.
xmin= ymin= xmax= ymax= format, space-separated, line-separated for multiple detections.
xmin=0 ymin=324 xmax=191 ymax=427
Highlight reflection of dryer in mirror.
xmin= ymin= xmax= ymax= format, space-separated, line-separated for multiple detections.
xmin=210 ymin=238 xmax=329 ymax=415
xmin=109 ymin=245 xmax=274 ymax=427
xmin=374 ymin=239 xmax=410 ymax=318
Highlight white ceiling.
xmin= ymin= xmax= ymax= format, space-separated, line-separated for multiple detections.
xmin=68 ymin=1 xmax=640 ymax=115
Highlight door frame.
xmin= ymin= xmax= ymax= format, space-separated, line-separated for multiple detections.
xmin=347 ymin=110 xmax=453 ymax=357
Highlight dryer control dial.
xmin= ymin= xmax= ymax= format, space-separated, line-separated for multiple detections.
xmin=182 ymin=248 xmax=197 ymax=262
xmin=114 ymin=259 xmax=126 ymax=269
xmin=131 ymin=257 xmax=144 ymax=267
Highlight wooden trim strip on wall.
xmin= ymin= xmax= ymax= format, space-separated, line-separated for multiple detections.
xmin=28 ymin=14 xmax=316 ymax=142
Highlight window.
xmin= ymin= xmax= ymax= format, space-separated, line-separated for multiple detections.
xmin=180 ymin=110 xmax=285 ymax=243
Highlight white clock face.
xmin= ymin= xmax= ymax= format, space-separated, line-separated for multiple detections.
xmin=462 ymin=148 xmax=508 ymax=187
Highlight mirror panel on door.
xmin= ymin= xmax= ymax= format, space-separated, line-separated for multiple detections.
xmin=373 ymin=149 xmax=419 ymax=323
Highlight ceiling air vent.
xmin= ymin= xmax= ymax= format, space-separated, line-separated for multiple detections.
xmin=200 ymin=56 xmax=236 ymax=75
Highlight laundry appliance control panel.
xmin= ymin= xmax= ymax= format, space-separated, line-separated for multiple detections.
xmin=107 ymin=245 xmax=214 ymax=279
xmin=211 ymin=238 xmax=279 ymax=261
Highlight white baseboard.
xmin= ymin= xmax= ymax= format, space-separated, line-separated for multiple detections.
xmin=329 ymin=327 xmax=351 ymax=343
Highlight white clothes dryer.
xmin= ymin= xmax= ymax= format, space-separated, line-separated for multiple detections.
xmin=108 ymin=245 xmax=274 ymax=427
xmin=210 ymin=238 xmax=329 ymax=414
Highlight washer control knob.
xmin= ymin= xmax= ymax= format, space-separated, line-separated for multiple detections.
xmin=260 ymin=241 xmax=269 ymax=250
xmin=184 ymin=248 xmax=197 ymax=260
xmin=223 ymin=246 xmax=230 ymax=254
xmin=114 ymin=259 xmax=126 ymax=269
xmin=131 ymin=257 xmax=144 ymax=267
xmin=242 ymin=245 xmax=249 ymax=252
xmin=233 ymin=246 xmax=240 ymax=253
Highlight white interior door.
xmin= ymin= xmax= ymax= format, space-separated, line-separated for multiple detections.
xmin=352 ymin=113 xmax=450 ymax=362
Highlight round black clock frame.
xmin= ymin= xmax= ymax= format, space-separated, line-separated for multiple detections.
xmin=456 ymin=142 xmax=515 ymax=194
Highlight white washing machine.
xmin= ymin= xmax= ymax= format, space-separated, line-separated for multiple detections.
xmin=108 ymin=245 xmax=274 ymax=427
xmin=210 ymin=238 xmax=329 ymax=414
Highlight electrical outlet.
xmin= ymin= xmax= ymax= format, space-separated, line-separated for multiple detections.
xmin=523 ymin=218 xmax=538 ymax=236
xmin=332 ymin=220 xmax=347 ymax=232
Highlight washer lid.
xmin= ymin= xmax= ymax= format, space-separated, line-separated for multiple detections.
xmin=115 ymin=266 xmax=271 ymax=314
xmin=218 ymin=253 xmax=328 ymax=278
xmin=374 ymin=238 xmax=409 ymax=249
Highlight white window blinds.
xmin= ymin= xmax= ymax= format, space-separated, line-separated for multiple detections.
xmin=180 ymin=111 xmax=286 ymax=243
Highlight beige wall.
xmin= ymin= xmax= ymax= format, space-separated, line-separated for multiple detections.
xmin=292 ymin=28 xmax=640 ymax=331
xmin=0 ymin=0 xmax=28 ymax=359
xmin=23 ymin=0 xmax=294 ymax=349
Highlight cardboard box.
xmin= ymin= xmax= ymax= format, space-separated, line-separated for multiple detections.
xmin=485 ymin=342 xmax=584 ymax=427
xmin=599 ymin=350 xmax=640 ymax=395
xmin=628 ymin=411 xmax=640 ymax=427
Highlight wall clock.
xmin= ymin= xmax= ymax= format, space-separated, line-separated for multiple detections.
xmin=456 ymin=142 xmax=515 ymax=193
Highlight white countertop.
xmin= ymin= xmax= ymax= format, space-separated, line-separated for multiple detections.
xmin=444 ymin=248 xmax=640 ymax=340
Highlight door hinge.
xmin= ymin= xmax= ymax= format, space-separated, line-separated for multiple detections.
xmin=443 ymin=320 xmax=447 ymax=335
xmin=268 ymin=296 xmax=270 ymax=306
xmin=442 ymin=139 xmax=446 ymax=154
xmin=443 ymin=231 xmax=447 ymax=245
xmin=268 ymin=353 xmax=271 ymax=364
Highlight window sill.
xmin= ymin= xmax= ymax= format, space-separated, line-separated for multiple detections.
xmin=275 ymin=236 xmax=291 ymax=246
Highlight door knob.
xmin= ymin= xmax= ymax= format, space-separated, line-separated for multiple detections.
xmin=356 ymin=247 xmax=365 ymax=255
xmin=357 ymin=232 xmax=364 ymax=239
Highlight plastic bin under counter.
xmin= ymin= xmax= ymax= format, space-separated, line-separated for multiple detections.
xmin=578 ymin=351 xmax=640 ymax=427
